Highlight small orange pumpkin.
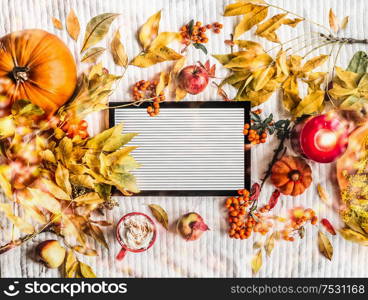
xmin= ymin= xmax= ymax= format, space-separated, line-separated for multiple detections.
xmin=0 ymin=29 xmax=77 ymax=115
xmin=270 ymin=155 xmax=312 ymax=196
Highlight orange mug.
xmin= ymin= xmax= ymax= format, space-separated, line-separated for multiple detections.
xmin=115 ymin=212 xmax=157 ymax=260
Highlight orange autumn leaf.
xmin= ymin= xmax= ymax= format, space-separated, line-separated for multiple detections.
xmin=329 ymin=8 xmax=339 ymax=33
xmin=52 ymin=17 xmax=63 ymax=30
xmin=66 ymin=9 xmax=80 ymax=40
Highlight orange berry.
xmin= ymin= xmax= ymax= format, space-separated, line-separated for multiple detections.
xmin=195 ymin=21 xmax=202 ymax=27
xmin=206 ymin=24 xmax=212 ymax=29
xmin=214 ymin=28 xmax=220 ymax=34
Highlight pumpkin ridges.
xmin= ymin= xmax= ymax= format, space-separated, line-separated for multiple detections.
xmin=270 ymin=155 xmax=313 ymax=196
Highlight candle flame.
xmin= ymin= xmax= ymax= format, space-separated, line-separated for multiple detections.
xmin=315 ymin=129 xmax=337 ymax=150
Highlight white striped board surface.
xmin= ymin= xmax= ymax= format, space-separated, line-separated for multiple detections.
xmin=111 ymin=102 xmax=250 ymax=195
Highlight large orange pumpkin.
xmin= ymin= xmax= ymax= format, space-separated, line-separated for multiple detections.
xmin=0 ymin=29 xmax=77 ymax=115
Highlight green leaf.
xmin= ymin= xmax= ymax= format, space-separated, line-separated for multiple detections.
xmin=94 ymin=183 xmax=111 ymax=201
xmin=81 ymin=13 xmax=119 ymax=53
xmin=187 ymin=19 xmax=194 ymax=35
xmin=340 ymin=95 xmax=368 ymax=110
xmin=193 ymin=43 xmax=208 ymax=55
xmin=11 ymin=99 xmax=44 ymax=116
xmin=347 ymin=51 xmax=368 ymax=74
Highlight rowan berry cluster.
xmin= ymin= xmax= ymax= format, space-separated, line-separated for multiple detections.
xmin=225 ymin=189 xmax=274 ymax=239
xmin=131 ymin=80 xmax=165 ymax=117
xmin=61 ymin=119 xmax=89 ymax=139
xmin=180 ymin=21 xmax=223 ymax=45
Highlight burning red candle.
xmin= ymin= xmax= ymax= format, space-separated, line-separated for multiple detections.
xmin=291 ymin=113 xmax=349 ymax=163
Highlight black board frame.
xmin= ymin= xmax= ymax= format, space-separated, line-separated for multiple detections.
xmin=109 ymin=101 xmax=251 ymax=196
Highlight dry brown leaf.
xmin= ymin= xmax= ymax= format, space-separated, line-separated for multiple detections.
xmin=329 ymin=8 xmax=339 ymax=33
xmin=149 ymin=204 xmax=169 ymax=230
xmin=318 ymin=230 xmax=333 ymax=260
xmin=66 ymin=9 xmax=80 ymax=40
xmin=110 ymin=29 xmax=128 ymax=67
xmin=139 ymin=10 xmax=161 ymax=51
xmin=52 ymin=17 xmax=63 ymax=30
xmin=251 ymin=249 xmax=263 ymax=274
xmin=265 ymin=233 xmax=276 ymax=257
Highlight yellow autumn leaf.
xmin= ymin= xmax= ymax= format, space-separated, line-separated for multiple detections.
xmin=340 ymin=16 xmax=349 ymax=30
xmin=149 ymin=32 xmax=181 ymax=51
xmin=329 ymin=8 xmax=339 ymax=33
xmin=0 ymin=203 xmax=34 ymax=234
xmin=110 ymin=29 xmax=128 ymax=67
xmin=275 ymin=50 xmax=289 ymax=78
xmin=339 ymin=228 xmax=368 ymax=246
xmin=317 ymin=183 xmax=332 ymax=206
xmin=301 ymin=55 xmax=329 ymax=73
xmin=55 ymin=163 xmax=72 ymax=196
xmin=74 ymin=192 xmax=104 ymax=206
xmin=292 ymin=90 xmax=325 ymax=117
xmin=234 ymin=40 xmax=264 ymax=54
xmin=303 ymin=72 xmax=326 ymax=92
xmin=175 ymin=86 xmax=187 ymax=101
xmin=234 ymin=5 xmax=269 ymax=39
xmin=282 ymin=75 xmax=301 ymax=111
xmin=28 ymin=188 xmax=61 ymax=214
xmin=41 ymin=178 xmax=71 ymax=200
xmin=252 ymin=65 xmax=275 ymax=91
xmin=223 ymin=2 xmax=254 ymax=16
xmin=138 ymin=10 xmax=161 ymax=50
xmin=66 ymin=9 xmax=80 ymax=40
xmin=224 ymin=52 xmax=272 ymax=71
xmin=255 ymin=13 xmax=288 ymax=43
xmin=0 ymin=165 xmax=12 ymax=199
xmin=52 ymin=17 xmax=63 ymax=30
xmin=156 ymin=71 xmax=169 ymax=96
xmin=283 ymin=18 xmax=303 ymax=27
xmin=130 ymin=47 xmax=181 ymax=68
xmin=318 ymin=230 xmax=333 ymax=260
xmin=251 ymin=249 xmax=263 ymax=274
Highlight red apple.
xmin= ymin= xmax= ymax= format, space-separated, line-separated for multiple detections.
xmin=178 ymin=60 xmax=216 ymax=95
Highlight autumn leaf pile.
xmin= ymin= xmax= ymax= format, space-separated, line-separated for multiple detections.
xmin=0 ymin=99 xmax=140 ymax=253
xmin=212 ymin=1 xmax=332 ymax=117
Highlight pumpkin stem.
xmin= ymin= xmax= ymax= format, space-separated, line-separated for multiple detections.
xmin=11 ymin=66 xmax=30 ymax=83
xmin=288 ymin=170 xmax=300 ymax=181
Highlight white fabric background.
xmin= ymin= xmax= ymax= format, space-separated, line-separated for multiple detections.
xmin=0 ymin=0 xmax=368 ymax=277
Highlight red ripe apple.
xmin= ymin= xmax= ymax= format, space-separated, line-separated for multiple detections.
xmin=178 ymin=60 xmax=216 ymax=95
